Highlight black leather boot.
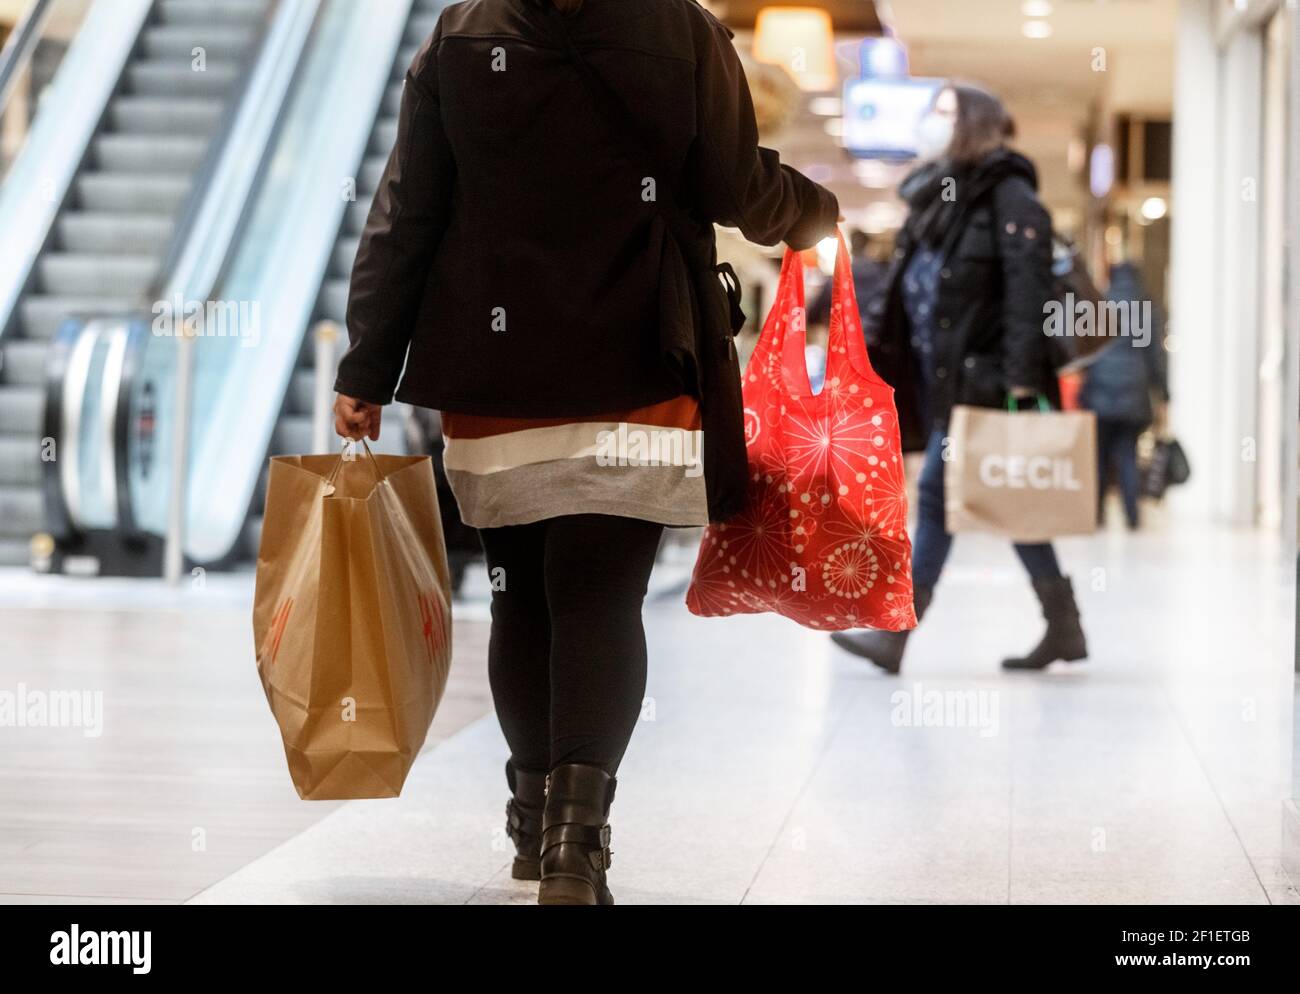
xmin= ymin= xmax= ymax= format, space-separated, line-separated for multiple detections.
xmin=504 ymin=760 xmax=547 ymax=881
xmin=538 ymin=763 xmax=616 ymax=906
xmin=829 ymin=587 xmax=932 ymax=674
xmin=1002 ymin=576 xmax=1088 ymax=670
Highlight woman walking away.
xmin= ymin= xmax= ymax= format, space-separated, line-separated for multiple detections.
xmin=831 ymin=82 xmax=1088 ymax=674
xmin=1080 ymin=261 xmax=1169 ymax=530
xmin=333 ymin=0 xmax=838 ymax=904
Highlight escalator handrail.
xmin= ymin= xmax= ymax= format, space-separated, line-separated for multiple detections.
xmin=0 ymin=0 xmax=55 ymax=113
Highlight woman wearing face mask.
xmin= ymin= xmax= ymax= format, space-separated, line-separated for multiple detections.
xmin=831 ymin=82 xmax=1088 ymax=673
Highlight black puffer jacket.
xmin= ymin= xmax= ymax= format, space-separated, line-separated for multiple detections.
xmin=1079 ymin=263 xmax=1168 ymax=426
xmin=337 ymin=0 xmax=838 ymax=417
xmin=866 ymin=149 xmax=1059 ymax=451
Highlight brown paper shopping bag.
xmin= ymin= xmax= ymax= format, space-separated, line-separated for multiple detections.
xmin=253 ymin=441 xmax=452 ymax=800
xmin=945 ymin=404 xmax=1098 ymax=543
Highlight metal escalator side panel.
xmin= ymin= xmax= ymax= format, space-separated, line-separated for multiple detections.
xmin=0 ymin=0 xmax=155 ymax=341
xmin=176 ymin=0 xmax=417 ymax=566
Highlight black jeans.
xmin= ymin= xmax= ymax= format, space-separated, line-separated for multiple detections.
xmin=1096 ymin=418 xmax=1142 ymax=528
xmin=478 ymin=514 xmax=665 ymax=776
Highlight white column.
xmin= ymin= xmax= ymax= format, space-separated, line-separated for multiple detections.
xmin=1170 ymin=0 xmax=1270 ymax=525
xmin=1215 ymin=28 xmax=1264 ymax=525
xmin=1167 ymin=0 xmax=1221 ymax=519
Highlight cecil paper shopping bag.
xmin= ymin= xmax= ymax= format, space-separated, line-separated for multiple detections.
xmin=945 ymin=404 xmax=1098 ymax=543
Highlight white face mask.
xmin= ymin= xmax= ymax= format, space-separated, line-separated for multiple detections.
xmin=915 ymin=112 xmax=954 ymax=161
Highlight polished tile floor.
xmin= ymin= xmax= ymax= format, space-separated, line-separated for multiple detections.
xmin=2 ymin=507 xmax=1297 ymax=904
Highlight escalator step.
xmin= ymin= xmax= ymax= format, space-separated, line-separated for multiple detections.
xmin=143 ymin=26 xmax=260 ymax=62
xmin=397 ymin=45 xmax=420 ymax=73
xmin=382 ymin=81 xmax=403 ymax=117
xmin=272 ymin=416 xmax=312 ymax=456
xmin=94 ymin=133 xmax=208 ymax=173
xmin=58 ymin=213 xmax=174 ymax=255
xmin=76 ymin=172 xmax=191 ymax=214
xmin=160 ymin=0 xmax=270 ymax=28
xmin=369 ymin=119 xmax=398 ymax=157
xmin=406 ymin=14 xmax=440 ymax=44
xmin=0 ymin=486 xmax=42 ymax=537
xmin=109 ymin=96 xmax=224 ymax=136
xmin=0 ymin=388 xmax=47 ymax=436
xmin=287 ymin=368 xmax=316 ymax=416
xmin=359 ymin=156 xmax=385 ymax=194
xmin=331 ymin=238 xmax=360 ymax=277
xmin=0 ymin=436 xmax=42 ymax=486
xmin=316 ymin=282 xmax=347 ymax=324
xmin=127 ymin=61 xmax=241 ymax=97
xmin=1 ymin=341 xmax=48 ymax=388
xmin=343 ymin=202 xmax=369 ymax=236
xmin=0 ymin=538 xmax=31 ymax=567
xmin=40 ymin=254 xmax=159 ymax=297
xmin=19 ymin=296 xmax=131 ymax=341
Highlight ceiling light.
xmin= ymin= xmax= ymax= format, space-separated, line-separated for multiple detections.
xmin=1022 ymin=21 xmax=1052 ymax=39
xmin=1021 ymin=1 xmax=1053 ymax=16
xmin=1140 ymin=196 xmax=1168 ymax=221
xmin=808 ymin=96 xmax=843 ymax=116
xmin=753 ymin=7 xmax=838 ymax=92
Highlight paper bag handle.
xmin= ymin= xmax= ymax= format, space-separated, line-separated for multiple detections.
xmin=325 ymin=438 xmax=385 ymax=488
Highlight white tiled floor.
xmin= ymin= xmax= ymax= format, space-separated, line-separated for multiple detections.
xmin=173 ymin=512 xmax=1298 ymax=905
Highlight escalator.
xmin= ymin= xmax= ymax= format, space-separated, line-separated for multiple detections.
xmin=124 ymin=0 xmax=447 ymax=569
xmin=27 ymin=0 xmax=452 ymax=574
xmin=0 ymin=0 xmax=282 ymax=567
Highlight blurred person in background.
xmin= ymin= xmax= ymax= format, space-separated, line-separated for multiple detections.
xmin=1080 ymin=261 xmax=1169 ymax=530
xmin=831 ymin=82 xmax=1088 ymax=674
xmin=332 ymin=0 xmax=838 ymax=904
xmin=807 ymin=227 xmax=887 ymax=327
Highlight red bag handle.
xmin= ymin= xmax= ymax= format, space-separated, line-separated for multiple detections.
xmin=747 ymin=246 xmax=806 ymax=373
xmin=823 ymin=229 xmax=889 ymax=390
xmin=747 ymin=230 xmax=890 ymax=401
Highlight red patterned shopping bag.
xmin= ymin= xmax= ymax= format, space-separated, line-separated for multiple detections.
xmin=686 ymin=231 xmax=917 ymax=632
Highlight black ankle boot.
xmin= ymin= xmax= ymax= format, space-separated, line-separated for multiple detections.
xmin=830 ymin=587 xmax=932 ymax=674
xmin=1002 ymin=576 xmax=1088 ymax=670
xmin=504 ymin=760 xmax=547 ymax=881
xmin=538 ymin=763 xmax=616 ymax=906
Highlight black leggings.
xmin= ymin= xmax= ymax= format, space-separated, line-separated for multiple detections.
xmin=478 ymin=513 xmax=665 ymax=776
